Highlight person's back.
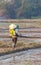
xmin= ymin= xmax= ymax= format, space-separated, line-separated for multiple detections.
xmin=9 ymin=29 xmax=15 ymax=36
xmin=9 ymin=24 xmax=16 ymax=36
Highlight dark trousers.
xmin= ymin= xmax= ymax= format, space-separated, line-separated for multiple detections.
xmin=12 ymin=37 xmax=17 ymax=48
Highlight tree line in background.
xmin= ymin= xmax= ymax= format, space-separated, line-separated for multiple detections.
xmin=0 ymin=0 xmax=41 ymax=19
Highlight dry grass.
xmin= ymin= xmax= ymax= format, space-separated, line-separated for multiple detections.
xmin=0 ymin=41 xmax=41 ymax=53
xmin=16 ymin=42 xmax=24 ymax=47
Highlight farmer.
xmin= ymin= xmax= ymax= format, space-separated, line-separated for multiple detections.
xmin=9 ymin=24 xmax=19 ymax=48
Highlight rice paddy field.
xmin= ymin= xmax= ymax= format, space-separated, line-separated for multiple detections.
xmin=0 ymin=19 xmax=41 ymax=65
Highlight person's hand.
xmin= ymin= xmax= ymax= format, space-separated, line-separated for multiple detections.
xmin=12 ymin=36 xmax=16 ymax=38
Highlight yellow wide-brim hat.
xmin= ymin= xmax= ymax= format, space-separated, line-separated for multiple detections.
xmin=9 ymin=24 xmax=16 ymax=29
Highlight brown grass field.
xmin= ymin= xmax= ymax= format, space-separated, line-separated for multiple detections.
xmin=0 ymin=19 xmax=41 ymax=53
xmin=0 ymin=41 xmax=41 ymax=54
xmin=0 ymin=20 xmax=41 ymax=65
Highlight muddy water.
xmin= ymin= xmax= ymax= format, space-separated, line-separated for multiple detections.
xmin=0 ymin=48 xmax=41 ymax=65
